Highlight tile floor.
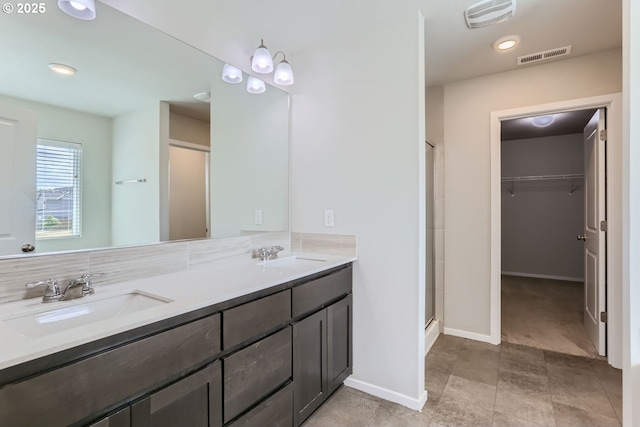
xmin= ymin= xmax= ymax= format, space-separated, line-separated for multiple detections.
xmin=303 ymin=335 xmax=622 ymax=427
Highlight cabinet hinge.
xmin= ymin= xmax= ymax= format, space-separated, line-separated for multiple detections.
xmin=600 ymin=311 xmax=608 ymax=323
xmin=600 ymin=220 xmax=608 ymax=232
xmin=600 ymin=129 xmax=607 ymax=141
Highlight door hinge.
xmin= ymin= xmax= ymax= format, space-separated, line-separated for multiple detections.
xmin=600 ymin=311 xmax=608 ymax=323
xmin=600 ymin=129 xmax=607 ymax=141
xmin=600 ymin=220 xmax=608 ymax=232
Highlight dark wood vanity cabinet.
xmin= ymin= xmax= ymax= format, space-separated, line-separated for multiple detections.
xmin=0 ymin=263 xmax=352 ymax=427
xmin=131 ymin=361 xmax=222 ymax=427
xmin=292 ymin=266 xmax=353 ymax=426
xmin=88 ymin=408 xmax=131 ymax=427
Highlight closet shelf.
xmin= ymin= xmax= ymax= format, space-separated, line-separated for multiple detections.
xmin=501 ymin=173 xmax=584 ymax=182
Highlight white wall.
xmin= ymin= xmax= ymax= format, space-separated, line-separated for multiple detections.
xmin=443 ymin=48 xmax=622 ymax=338
xmin=169 ymin=112 xmax=210 ymax=147
xmin=622 ymin=0 xmax=639 ymax=424
xmin=0 ymin=94 xmax=112 ymax=252
xmin=290 ymin=10 xmax=427 ymax=408
xmin=111 ymin=103 xmax=161 ymax=246
xmin=210 ymin=73 xmax=289 ymax=238
xmin=501 ymin=134 xmax=584 ymax=280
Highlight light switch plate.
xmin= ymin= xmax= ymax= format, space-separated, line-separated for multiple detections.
xmin=255 ymin=209 xmax=263 ymax=225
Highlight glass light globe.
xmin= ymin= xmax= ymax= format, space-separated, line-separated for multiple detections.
xmin=251 ymin=43 xmax=274 ymax=74
xmin=246 ymin=77 xmax=266 ymax=94
xmin=222 ymin=64 xmax=243 ymax=84
xmin=274 ymin=60 xmax=294 ymax=85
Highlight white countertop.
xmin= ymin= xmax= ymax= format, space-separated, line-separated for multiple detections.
xmin=0 ymin=252 xmax=355 ymax=372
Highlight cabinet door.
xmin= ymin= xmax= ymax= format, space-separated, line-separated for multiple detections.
xmin=327 ymin=295 xmax=353 ymax=395
xmin=292 ymin=309 xmax=327 ymax=427
xmin=88 ymin=407 xmax=131 ymax=427
xmin=131 ymin=361 xmax=222 ymax=427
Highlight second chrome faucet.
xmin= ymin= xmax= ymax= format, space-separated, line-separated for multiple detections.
xmin=26 ymin=273 xmax=104 ymax=303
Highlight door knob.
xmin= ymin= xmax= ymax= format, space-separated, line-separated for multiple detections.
xmin=577 ymin=235 xmax=587 ymax=241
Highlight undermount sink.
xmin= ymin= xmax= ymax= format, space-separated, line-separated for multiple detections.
xmin=3 ymin=291 xmax=173 ymax=338
xmin=256 ymin=255 xmax=327 ymax=268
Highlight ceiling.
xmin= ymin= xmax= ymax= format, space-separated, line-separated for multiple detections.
xmin=2 ymin=0 xmax=622 ymax=129
xmin=501 ymin=108 xmax=598 ymax=140
xmin=102 ymin=0 xmax=622 ymax=88
xmin=422 ymin=0 xmax=622 ymax=87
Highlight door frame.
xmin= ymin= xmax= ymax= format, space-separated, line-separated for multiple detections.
xmin=489 ymin=93 xmax=623 ymax=368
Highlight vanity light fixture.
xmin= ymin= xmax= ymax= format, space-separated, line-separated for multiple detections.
xmin=222 ymin=64 xmax=243 ymax=84
xmin=48 ymin=63 xmax=77 ymax=76
xmin=57 ymin=0 xmax=96 ymax=20
xmin=532 ymin=115 xmax=555 ymax=127
xmin=493 ymin=35 xmax=521 ymax=51
xmin=246 ymin=76 xmax=266 ymax=94
xmin=250 ymin=39 xmax=294 ymax=86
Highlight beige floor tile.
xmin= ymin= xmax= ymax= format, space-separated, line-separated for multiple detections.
xmin=553 ymin=401 xmax=621 ymax=427
xmin=492 ymin=410 xmax=555 ymax=427
xmin=451 ymin=343 xmax=501 ymax=386
xmin=438 ymin=375 xmax=497 ymax=412
xmin=372 ymin=400 xmax=432 ymax=427
xmin=301 ymin=387 xmax=382 ymax=427
xmin=591 ymin=359 xmax=623 ymax=422
xmin=304 ymin=333 xmax=622 ymax=427
xmin=495 ymin=371 xmax=555 ymax=427
xmin=547 ymin=364 xmax=618 ymax=419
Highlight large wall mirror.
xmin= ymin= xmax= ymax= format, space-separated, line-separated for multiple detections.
xmin=0 ymin=1 xmax=289 ymax=257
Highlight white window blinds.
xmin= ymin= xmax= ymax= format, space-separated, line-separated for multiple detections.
xmin=36 ymin=139 xmax=82 ymax=239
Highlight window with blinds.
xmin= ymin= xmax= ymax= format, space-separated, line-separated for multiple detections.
xmin=36 ymin=139 xmax=82 ymax=239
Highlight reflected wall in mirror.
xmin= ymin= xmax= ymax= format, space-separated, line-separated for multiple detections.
xmin=0 ymin=1 xmax=289 ymax=257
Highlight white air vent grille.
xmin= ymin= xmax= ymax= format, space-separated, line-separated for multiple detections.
xmin=465 ymin=0 xmax=516 ymax=29
xmin=518 ymin=46 xmax=572 ymax=65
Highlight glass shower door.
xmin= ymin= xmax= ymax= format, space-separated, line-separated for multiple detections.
xmin=425 ymin=142 xmax=436 ymax=327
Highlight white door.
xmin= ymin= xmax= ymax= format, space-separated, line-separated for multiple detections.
xmin=168 ymin=145 xmax=208 ymax=241
xmin=0 ymin=104 xmax=37 ymax=256
xmin=582 ymin=108 xmax=606 ymax=356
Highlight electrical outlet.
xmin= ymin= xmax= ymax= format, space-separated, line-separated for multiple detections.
xmin=254 ymin=209 xmax=263 ymax=225
xmin=324 ymin=210 xmax=334 ymax=227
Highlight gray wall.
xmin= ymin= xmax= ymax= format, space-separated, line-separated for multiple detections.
xmin=501 ymin=133 xmax=584 ymax=280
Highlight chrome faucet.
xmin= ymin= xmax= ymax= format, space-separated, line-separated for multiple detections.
xmin=61 ymin=273 xmax=103 ymax=301
xmin=26 ymin=273 xmax=103 ymax=303
xmin=253 ymin=246 xmax=285 ymax=261
xmin=26 ymin=279 xmax=62 ymax=303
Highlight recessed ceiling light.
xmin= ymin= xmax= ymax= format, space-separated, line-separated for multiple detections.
xmin=48 ymin=63 xmax=77 ymax=76
xmin=493 ymin=35 xmax=521 ymax=52
xmin=57 ymin=0 xmax=96 ymax=20
xmin=532 ymin=115 xmax=555 ymax=127
xmin=194 ymin=92 xmax=211 ymax=103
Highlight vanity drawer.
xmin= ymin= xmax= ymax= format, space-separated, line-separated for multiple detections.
xmin=292 ymin=266 xmax=352 ymax=318
xmin=0 ymin=314 xmax=221 ymax=427
xmin=223 ymin=289 xmax=291 ymax=349
xmin=228 ymin=382 xmax=293 ymax=427
xmin=223 ymin=327 xmax=292 ymax=423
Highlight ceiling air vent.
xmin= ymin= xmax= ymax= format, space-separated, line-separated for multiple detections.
xmin=464 ymin=0 xmax=516 ymax=29
xmin=518 ymin=46 xmax=572 ymax=65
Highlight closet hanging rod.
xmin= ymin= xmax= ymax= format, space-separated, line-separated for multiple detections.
xmin=501 ymin=173 xmax=584 ymax=182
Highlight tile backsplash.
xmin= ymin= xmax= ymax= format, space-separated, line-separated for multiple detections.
xmin=0 ymin=231 xmax=355 ymax=305
xmin=291 ymin=232 xmax=357 ymax=257
xmin=0 ymin=231 xmax=290 ymax=304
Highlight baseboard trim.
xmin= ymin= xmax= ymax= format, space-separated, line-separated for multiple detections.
xmin=444 ymin=327 xmax=499 ymax=345
xmin=344 ymin=378 xmax=428 ymax=411
xmin=501 ymin=271 xmax=583 ymax=282
xmin=424 ymin=320 xmax=441 ymax=356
